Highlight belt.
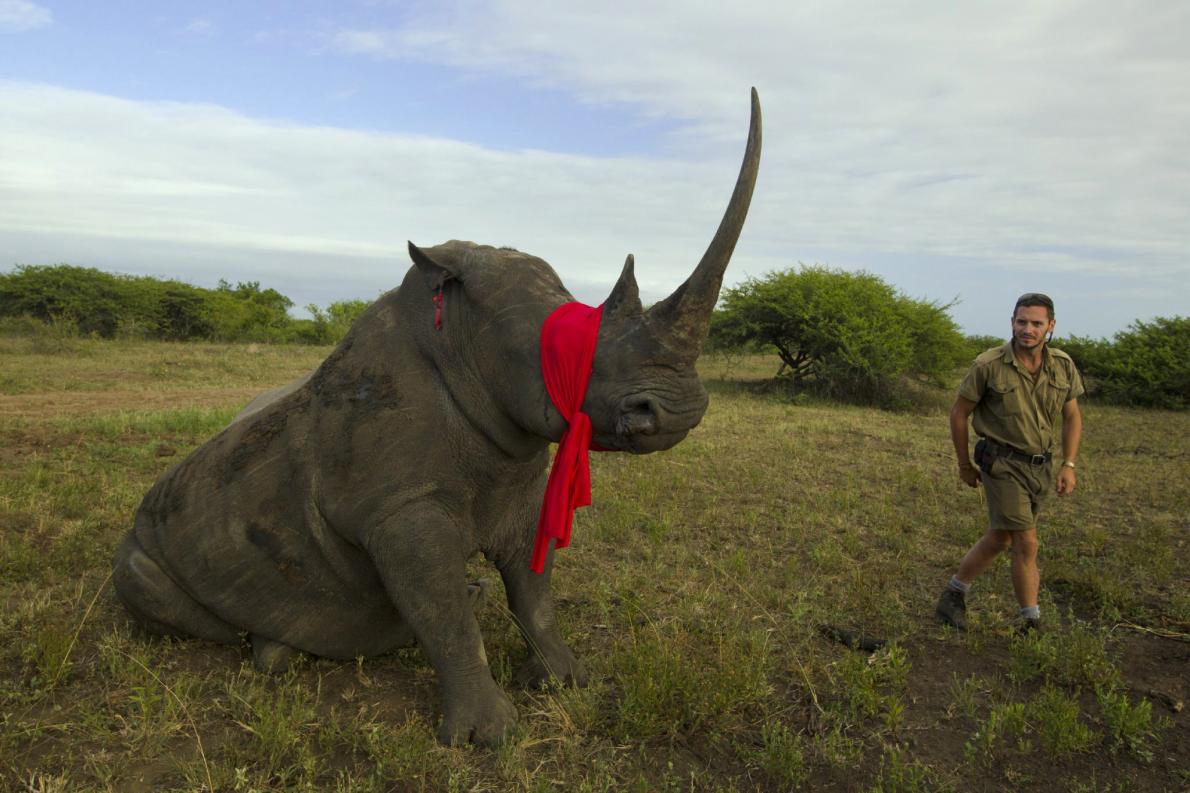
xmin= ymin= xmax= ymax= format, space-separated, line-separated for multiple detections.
xmin=983 ymin=438 xmax=1051 ymax=466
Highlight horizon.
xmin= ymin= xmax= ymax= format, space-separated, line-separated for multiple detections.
xmin=2 ymin=259 xmax=1163 ymax=343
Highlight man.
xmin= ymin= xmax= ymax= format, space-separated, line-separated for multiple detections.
xmin=935 ymin=293 xmax=1084 ymax=634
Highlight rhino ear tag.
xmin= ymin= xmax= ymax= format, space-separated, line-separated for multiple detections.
xmin=409 ymin=242 xmax=458 ymax=331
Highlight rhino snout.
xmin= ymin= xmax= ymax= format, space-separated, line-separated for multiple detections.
xmin=616 ymin=395 xmax=660 ymax=437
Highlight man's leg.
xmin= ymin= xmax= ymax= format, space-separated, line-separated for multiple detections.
xmin=955 ymin=529 xmax=1014 ymax=585
xmin=936 ymin=529 xmax=1013 ymax=630
xmin=1009 ymin=528 xmax=1041 ymax=632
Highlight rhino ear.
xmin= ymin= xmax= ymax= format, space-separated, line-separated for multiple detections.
xmin=408 ymin=241 xmax=461 ymax=290
xmin=603 ymin=254 xmax=642 ymax=318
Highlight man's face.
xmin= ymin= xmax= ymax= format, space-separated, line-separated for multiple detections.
xmin=1011 ymin=305 xmax=1055 ymax=350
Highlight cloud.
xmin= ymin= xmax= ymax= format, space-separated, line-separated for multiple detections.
xmin=186 ymin=17 xmax=214 ymax=35
xmin=0 ymin=0 xmax=51 ymax=31
xmin=331 ymin=29 xmax=392 ymax=55
xmin=0 ymin=80 xmax=745 ymax=308
xmin=324 ymin=1 xmax=1190 ymax=280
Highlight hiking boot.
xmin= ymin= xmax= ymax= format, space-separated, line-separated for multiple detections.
xmin=1016 ymin=617 xmax=1041 ymax=637
xmin=935 ymin=588 xmax=968 ymax=631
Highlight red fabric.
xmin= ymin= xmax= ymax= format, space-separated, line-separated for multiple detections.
xmin=531 ymin=301 xmax=604 ymax=573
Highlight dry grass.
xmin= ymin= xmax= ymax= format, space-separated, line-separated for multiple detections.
xmin=1 ymin=340 xmax=1186 ymax=791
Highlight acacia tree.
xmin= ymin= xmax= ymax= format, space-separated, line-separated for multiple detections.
xmin=709 ymin=265 xmax=966 ymax=402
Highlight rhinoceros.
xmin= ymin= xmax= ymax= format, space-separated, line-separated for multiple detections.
xmin=112 ymin=90 xmax=761 ymax=746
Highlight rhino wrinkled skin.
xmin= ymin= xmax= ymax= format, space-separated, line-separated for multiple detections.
xmin=113 ymin=90 xmax=762 ymax=746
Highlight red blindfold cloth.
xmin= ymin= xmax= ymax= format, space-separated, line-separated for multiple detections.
xmin=530 ymin=301 xmax=606 ymax=573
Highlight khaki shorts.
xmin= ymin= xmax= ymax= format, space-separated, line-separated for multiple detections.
xmin=980 ymin=456 xmax=1052 ymax=532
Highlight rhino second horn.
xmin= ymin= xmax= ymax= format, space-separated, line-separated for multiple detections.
xmin=647 ymin=88 xmax=763 ymax=355
xmin=603 ymin=254 xmax=642 ymax=318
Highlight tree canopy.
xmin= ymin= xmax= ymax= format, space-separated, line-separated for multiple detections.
xmin=709 ymin=265 xmax=968 ymax=404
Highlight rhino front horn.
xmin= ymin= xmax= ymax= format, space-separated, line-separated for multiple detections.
xmin=647 ymin=88 xmax=762 ymax=356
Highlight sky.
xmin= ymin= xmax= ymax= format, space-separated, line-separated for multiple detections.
xmin=1 ymin=1 xmax=1187 ymax=338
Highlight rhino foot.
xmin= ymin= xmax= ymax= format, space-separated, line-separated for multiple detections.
xmin=466 ymin=578 xmax=491 ymax=610
xmin=251 ymin=635 xmax=302 ymax=674
xmin=438 ymin=679 xmax=518 ymax=747
xmin=515 ymin=645 xmax=588 ymax=689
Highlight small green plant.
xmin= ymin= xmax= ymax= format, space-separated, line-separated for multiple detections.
xmin=96 ymin=631 xmax=201 ymax=754
xmin=868 ymin=745 xmax=945 ymax=793
xmin=818 ymin=724 xmax=865 ymax=767
xmin=964 ymin=702 xmax=1028 ymax=764
xmin=19 ymin=613 xmax=75 ymax=688
xmin=947 ymin=672 xmax=984 ymax=721
xmin=1028 ymin=687 xmax=1097 ymax=756
xmin=1097 ymin=687 xmax=1165 ymax=762
xmin=612 ymin=625 xmax=769 ymax=739
xmin=1009 ymin=620 xmax=1120 ymax=689
xmin=225 ymin=668 xmax=322 ymax=781
xmin=827 ymin=642 xmax=911 ymax=727
xmin=751 ymin=721 xmax=807 ymax=787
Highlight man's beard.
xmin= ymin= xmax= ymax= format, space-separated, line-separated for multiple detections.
xmin=1014 ymin=332 xmax=1044 ymax=349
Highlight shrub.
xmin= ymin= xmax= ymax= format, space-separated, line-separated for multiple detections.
xmin=709 ymin=265 xmax=968 ymax=405
xmin=962 ymin=334 xmax=1005 ymax=361
xmin=1096 ymin=317 xmax=1188 ymax=409
xmin=1055 ymin=317 xmax=1189 ymax=410
xmin=0 ymin=264 xmax=362 ymax=345
xmin=305 ymin=299 xmax=372 ymax=344
xmin=0 ymin=264 xmax=157 ymax=337
xmin=207 ymin=279 xmax=295 ymax=342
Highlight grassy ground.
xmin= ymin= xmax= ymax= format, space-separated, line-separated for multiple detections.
xmin=1 ymin=338 xmax=1186 ymax=792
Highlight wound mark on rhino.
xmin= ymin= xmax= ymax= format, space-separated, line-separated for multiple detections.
xmin=316 ymin=368 xmax=403 ymax=412
xmin=223 ymin=387 xmax=313 ymax=484
xmin=247 ymin=522 xmax=306 ymax=586
xmin=246 ymin=522 xmax=280 ymax=552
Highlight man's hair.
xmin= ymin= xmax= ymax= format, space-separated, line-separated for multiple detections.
xmin=1014 ymin=292 xmax=1054 ymax=319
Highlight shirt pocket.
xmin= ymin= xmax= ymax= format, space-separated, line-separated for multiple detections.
xmin=1043 ymin=374 xmax=1070 ymax=417
xmin=988 ymin=379 xmax=1021 ymax=416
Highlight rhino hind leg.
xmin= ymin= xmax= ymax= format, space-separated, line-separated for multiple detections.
xmin=250 ymin=578 xmax=490 ymax=674
xmin=251 ymin=635 xmax=301 ymax=673
xmin=112 ymin=534 xmax=240 ymax=644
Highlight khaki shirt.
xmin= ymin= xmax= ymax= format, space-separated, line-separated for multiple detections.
xmin=958 ymin=343 xmax=1084 ymax=455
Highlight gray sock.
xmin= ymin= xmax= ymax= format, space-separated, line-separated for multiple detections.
xmin=1019 ymin=605 xmax=1040 ymax=620
xmin=948 ymin=576 xmax=971 ymax=594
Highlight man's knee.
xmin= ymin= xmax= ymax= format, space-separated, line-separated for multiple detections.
xmin=1010 ymin=530 xmax=1039 ymax=559
xmin=984 ymin=530 xmax=1013 ymax=554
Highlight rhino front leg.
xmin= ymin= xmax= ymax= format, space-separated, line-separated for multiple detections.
xmin=365 ymin=509 xmax=516 ymax=747
xmin=499 ymin=547 xmax=588 ymax=689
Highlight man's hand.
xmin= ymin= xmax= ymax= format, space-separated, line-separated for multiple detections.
xmin=958 ymin=463 xmax=980 ymax=488
xmin=1056 ymin=465 xmax=1076 ymax=496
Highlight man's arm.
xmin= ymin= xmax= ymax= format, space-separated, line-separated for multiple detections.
xmin=1057 ymin=398 xmax=1082 ymax=496
xmin=950 ymin=396 xmax=979 ymax=488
